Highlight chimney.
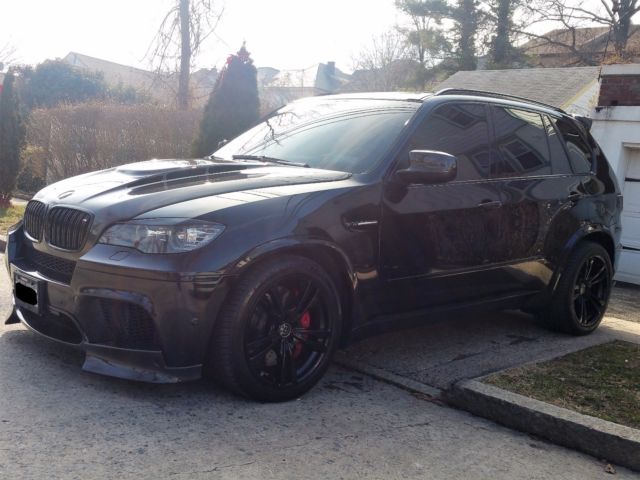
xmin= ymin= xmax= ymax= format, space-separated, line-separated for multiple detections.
xmin=598 ymin=64 xmax=640 ymax=107
xmin=326 ymin=61 xmax=336 ymax=76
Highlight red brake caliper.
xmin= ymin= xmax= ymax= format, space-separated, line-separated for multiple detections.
xmin=293 ymin=311 xmax=311 ymax=358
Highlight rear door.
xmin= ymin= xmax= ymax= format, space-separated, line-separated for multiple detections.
xmin=488 ymin=106 xmax=549 ymax=263
xmin=487 ymin=106 xmax=584 ymax=292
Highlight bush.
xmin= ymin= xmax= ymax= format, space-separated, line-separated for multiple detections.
xmin=16 ymin=167 xmax=45 ymax=194
xmin=27 ymin=102 xmax=202 ymax=183
xmin=20 ymin=60 xmax=108 ymax=109
xmin=17 ymin=145 xmax=47 ymax=193
xmin=0 ymin=71 xmax=25 ymax=206
xmin=192 ymin=45 xmax=259 ymax=157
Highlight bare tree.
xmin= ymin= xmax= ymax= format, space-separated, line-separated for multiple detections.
xmin=351 ymin=31 xmax=412 ymax=91
xmin=0 ymin=43 xmax=17 ymax=71
xmin=396 ymin=1 xmax=450 ymax=66
xmin=146 ymin=0 xmax=223 ymax=109
xmin=395 ymin=0 xmax=451 ymax=87
xmin=521 ymin=0 xmax=640 ymax=63
xmin=393 ymin=0 xmax=481 ymax=72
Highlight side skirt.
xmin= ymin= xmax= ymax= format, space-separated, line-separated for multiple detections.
xmin=348 ymin=291 xmax=538 ymax=344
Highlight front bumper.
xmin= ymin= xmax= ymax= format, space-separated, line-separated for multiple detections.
xmin=14 ymin=307 xmax=201 ymax=383
xmin=5 ymin=225 xmax=232 ymax=383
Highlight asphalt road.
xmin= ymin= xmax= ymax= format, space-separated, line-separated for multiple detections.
xmin=0 ymin=259 xmax=636 ymax=479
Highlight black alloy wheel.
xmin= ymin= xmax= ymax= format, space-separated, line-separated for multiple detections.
xmin=545 ymin=241 xmax=612 ymax=335
xmin=244 ymin=273 xmax=333 ymax=388
xmin=207 ymin=255 xmax=341 ymax=401
xmin=571 ymin=254 xmax=610 ymax=328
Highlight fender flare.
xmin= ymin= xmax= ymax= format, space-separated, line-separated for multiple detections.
xmin=548 ymin=223 xmax=616 ymax=294
xmin=226 ymin=236 xmax=357 ymax=288
xmin=224 ymin=236 xmax=358 ymax=344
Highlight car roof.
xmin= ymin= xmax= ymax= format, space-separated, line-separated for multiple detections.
xmin=431 ymin=88 xmax=567 ymax=115
xmin=300 ymin=92 xmax=431 ymax=103
xmin=313 ymin=89 xmax=567 ymax=117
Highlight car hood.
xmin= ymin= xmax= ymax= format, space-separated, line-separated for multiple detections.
xmin=33 ymin=159 xmax=351 ymax=217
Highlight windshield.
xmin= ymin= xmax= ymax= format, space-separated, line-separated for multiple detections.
xmin=214 ymin=98 xmax=418 ymax=174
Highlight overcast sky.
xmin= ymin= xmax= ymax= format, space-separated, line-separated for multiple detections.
xmin=1 ymin=0 xmax=402 ymax=73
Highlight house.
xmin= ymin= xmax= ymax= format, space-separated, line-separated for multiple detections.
xmin=258 ymin=62 xmax=350 ymax=112
xmin=521 ymin=25 xmax=640 ymax=67
xmin=346 ymin=59 xmax=421 ymax=92
xmin=437 ymin=64 xmax=640 ymax=284
xmin=63 ymin=52 xmax=217 ymax=107
xmin=591 ymin=64 xmax=640 ymax=284
xmin=437 ymin=66 xmax=601 ymax=115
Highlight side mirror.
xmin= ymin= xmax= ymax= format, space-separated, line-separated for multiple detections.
xmin=396 ymin=150 xmax=458 ymax=184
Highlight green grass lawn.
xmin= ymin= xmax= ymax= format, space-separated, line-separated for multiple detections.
xmin=0 ymin=204 xmax=25 ymax=236
xmin=486 ymin=341 xmax=640 ymax=429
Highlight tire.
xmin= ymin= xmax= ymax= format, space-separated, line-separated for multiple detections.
xmin=543 ymin=241 xmax=613 ymax=335
xmin=206 ymin=255 xmax=342 ymax=402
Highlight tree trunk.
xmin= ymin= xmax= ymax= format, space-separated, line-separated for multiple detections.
xmin=491 ymin=0 xmax=512 ymax=66
xmin=612 ymin=0 xmax=633 ymax=57
xmin=178 ymin=0 xmax=191 ymax=109
xmin=457 ymin=0 xmax=478 ymax=70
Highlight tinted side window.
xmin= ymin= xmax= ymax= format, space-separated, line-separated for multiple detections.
xmin=549 ymin=117 xmax=593 ymax=173
xmin=407 ymin=103 xmax=491 ymax=181
xmin=543 ymin=115 xmax=572 ymax=174
xmin=491 ymin=106 xmax=551 ymax=178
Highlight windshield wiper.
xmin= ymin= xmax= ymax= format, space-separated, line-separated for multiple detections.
xmin=232 ymin=154 xmax=309 ymax=168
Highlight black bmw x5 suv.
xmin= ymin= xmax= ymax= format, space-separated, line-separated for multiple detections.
xmin=5 ymin=89 xmax=622 ymax=401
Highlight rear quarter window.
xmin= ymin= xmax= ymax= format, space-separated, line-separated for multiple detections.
xmin=543 ymin=115 xmax=573 ymax=175
xmin=548 ymin=117 xmax=593 ymax=174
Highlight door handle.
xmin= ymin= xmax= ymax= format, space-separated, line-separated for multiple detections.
xmin=477 ymin=200 xmax=502 ymax=209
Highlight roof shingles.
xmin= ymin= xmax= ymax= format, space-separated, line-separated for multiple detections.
xmin=437 ymin=66 xmax=601 ymax=108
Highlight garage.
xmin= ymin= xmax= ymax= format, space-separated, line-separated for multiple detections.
xmin=616 ymin=144 xmax=640 ymax=284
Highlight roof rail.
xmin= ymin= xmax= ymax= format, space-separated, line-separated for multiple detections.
xmin=434 ymin=88 xmax=567 ymax=114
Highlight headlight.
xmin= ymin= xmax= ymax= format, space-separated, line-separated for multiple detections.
xmin=99 ymin=219 xmax=225 ymax=254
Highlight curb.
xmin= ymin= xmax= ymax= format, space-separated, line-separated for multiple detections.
xmin=334 ymin=351 xmax=443 ymax=401
xmin=447 ymin=379 xmax=640 ymax=472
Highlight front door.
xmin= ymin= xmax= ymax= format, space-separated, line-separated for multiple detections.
xmin=379 ymin=101 xmax=507 ymax=313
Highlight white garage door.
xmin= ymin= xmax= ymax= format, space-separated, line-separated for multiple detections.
xmin=621 ymin=152 xmax=640 ymax=248
xmin=616 ymin=149 xmax=640 ymax=285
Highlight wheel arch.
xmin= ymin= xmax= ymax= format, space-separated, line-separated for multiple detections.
xmin=550 ymin=225 xmax=616 ymax=294
xmin=226 ymin=238 xmax=357 ymax=346
xmin=581 ymin=231 xmax=615 ymax=264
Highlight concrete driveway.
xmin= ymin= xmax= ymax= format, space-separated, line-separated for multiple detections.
xmin=608 ymin=282 xmax=640 ymax=323
xmin=340 ymin=309 xmax=640 ymax=392
xmin=0 ymin=260 xmax=636 ymax=479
